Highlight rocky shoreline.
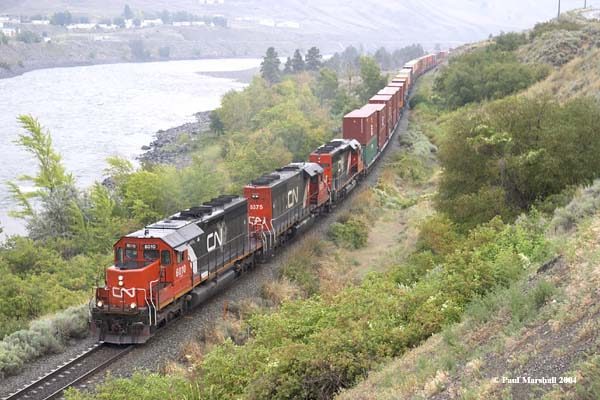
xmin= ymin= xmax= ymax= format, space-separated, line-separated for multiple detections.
xmin=138 ymin=110 xmax=212 ymax=167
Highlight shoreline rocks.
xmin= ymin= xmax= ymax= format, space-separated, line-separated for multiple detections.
xmin=138 ymin=110 xmax=212 ymax=167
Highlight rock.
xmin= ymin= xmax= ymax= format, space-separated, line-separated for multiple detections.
xmin=141 ymin=145 xmax=151 ymax=150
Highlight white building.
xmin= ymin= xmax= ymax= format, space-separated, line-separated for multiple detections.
xmin=1 ymin=27 xmax=18 ymax=37
xmin=141 ymin=19 xmax=163 ymax=27
xmin=66 ymin=23 xmax=96 ymax=31
xmin=173 ymin=21 xmax=192 ymax=26
xmin=31 ymin=20 xmax=50 ymax=25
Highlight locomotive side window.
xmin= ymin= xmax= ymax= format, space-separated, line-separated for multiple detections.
xmin=161 ymin=250 xmax=171 ymax=266
xmin=176 ymin=251 xmax=185 ymax=264
xmin=115 ymin=247 xmax=123 ymax=266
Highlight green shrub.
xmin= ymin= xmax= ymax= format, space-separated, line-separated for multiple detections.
xmin=437 ymin=96 xmax=600 ymax=229
xmin=0 ymin=305 xmax=89 ymax=378
xmin=434 ymin=47 xmax=549 ymax=109
xmin=16 ymin=30 xmax=42 ymax=44
xmin=328 ymin=215 xmax=368 ymax=249
xmin=530 ymin=20 xmax=583 ymax=40
xmin=549 ymin=179 xmax=600 ymax=234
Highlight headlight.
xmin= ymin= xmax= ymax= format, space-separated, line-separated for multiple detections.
xmin=97 ymin=300 xmax=103 ymax=308
xmin=130 ymin=302 xmax=137 ymax=309
xmin=118 ymin=281 xmax=124 ymax=286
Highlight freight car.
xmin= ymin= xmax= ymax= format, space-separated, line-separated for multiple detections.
xmin=91 ymin=52 xmax=444 ymax=344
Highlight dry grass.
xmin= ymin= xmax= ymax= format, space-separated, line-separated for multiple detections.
xmin=337 ymin=215 xmax=600 ymax=400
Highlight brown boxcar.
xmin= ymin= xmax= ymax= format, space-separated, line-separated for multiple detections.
xmin=361 ymin=103 xmax=388 ymax=150
xmin=387 ymin=82 xmax=405 ymax=109
xmin=343 ymin=107 xmax=378 ymax=145
xmin=378 ymin=86 xmax=401 ymax=125
xmin=369 ymin=94 xmax=394 ymax=133
xmin=397 ymin=70 xmax=412 ymax=89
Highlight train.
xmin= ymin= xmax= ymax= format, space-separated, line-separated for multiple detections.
xmin=91 ymin=51 xmax=447 ymax=344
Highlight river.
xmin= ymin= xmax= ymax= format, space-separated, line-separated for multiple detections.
xmin=0 ymin=58 xmax=261 ymax=238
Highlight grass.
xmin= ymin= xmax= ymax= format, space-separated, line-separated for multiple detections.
xmin=338 ymin=208 xmax=600 ymax=400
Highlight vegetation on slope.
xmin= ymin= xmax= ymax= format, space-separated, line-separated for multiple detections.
xmin=0 ymin=50 xmax=389 ymax=377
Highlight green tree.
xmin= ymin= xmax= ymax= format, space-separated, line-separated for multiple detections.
xmin=8 ymin=116 xmax=74 ymax=218
xmin=260 ymin=47 xmax=281 ymax=84
xmin=355 ymin=56 xmax=388 ymax=103
xmin=0 ymin=32 xmax=8 ymax=45
xmin=305 ymin=46 xmax=323 ymax=71
xmin=16 ymin=31 xmax=42 ymax=44
xmin=160 ymin=10 xmax=171 ymax=24
xmin=129 ymin=39 xmax=149 ymax=60
xmin=283 ymin=57 xmax=293 ymax=74
xmin=313 ymin=67 xmax=339 ymax=105
xmin=209 ymin=111 xmax=225 ymax=135
xmin=50 ymin=11 xmax=72 ymax=26
xmin=158 ymin=46 xmax=170 ymax=58
xmin=123 ymin=4 xmax=134 ymax=19
xmin=113 ymin=17 xmax=126 ymax=28
xmin=374 ymin=46 xmax=392 ymax=70
xmin=291 ymin=49 xmax=305 ymax=73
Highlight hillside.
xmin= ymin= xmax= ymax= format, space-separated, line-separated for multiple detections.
xmin=337 ymin=12 xmax=600 ymax=400
xmin=0 ymin=0 xmax=587 ymax=49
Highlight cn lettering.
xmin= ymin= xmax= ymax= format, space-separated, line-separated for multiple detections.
xmin=287 ymin=187 xmax=299 ymax=208
xmin=207 ymin=228 xmax=223 ymax=251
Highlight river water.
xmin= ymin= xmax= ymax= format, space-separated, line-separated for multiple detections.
xmin=0 ymin=58 xmax=261 ymax=237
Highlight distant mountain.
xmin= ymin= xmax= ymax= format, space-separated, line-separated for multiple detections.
xmin=1 ymin=0 xmax=585 ymax=50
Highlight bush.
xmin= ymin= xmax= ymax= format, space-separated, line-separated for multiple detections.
xmin=549 ymin=179 xmax=600 ymax=234
xmin=434 ymin=47 xmax=549 ymax=109
xmin=0 ymin=305 xmax=89 ymax=378
xmin=328 ymin=215 xmax=368 ymax=249
xmin=530 ymin=20 xmax=583 ymax=40
xmin=16 ymin=30 xmax=42 ymax=44
xmin=437 ymin=96 xmax=600 ymax=228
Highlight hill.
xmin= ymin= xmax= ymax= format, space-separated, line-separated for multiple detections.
xmin=0 ymin=0 xmax=588 ymax=49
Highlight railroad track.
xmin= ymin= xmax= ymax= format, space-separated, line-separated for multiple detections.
xmin=2 ymin=343 xmax=133 ymax=400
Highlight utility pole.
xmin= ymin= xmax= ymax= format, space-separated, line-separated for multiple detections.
xmin=558 ymin=0 xmax=561 ymax=19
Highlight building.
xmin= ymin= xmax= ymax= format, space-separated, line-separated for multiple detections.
xmin=31 ymin=19 xmax=50 ymax=25
xmin=1 ymin=27 xmax=18 ymax=37
xmin=141 ymin=19 xmax=163 ymax=27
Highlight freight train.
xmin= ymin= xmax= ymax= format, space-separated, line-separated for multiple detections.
xmin=91 ymin=52 xmax=447 ymax=344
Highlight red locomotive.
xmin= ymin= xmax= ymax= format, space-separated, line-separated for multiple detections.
xmin=91 ymin=53 xmax=444 ymax=344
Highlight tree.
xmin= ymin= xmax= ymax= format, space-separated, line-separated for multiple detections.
xmin=209 ymin=111 xmax=225 ymax=135
xmin=158 ymin=46 xmax=170 ymax=58
xmin=129 ymin=39 xmax=149 ymax=60
xmin=160 ymin=10 xmax=171 ymax=24
xmin=305 ymin=47 xmax=323 ymax=71
xmin=355 ymin=56 xmax=388 ymax=103
xmin=283 ymin=57 xmax=293 ymax=74
xmin=314 ymin=68 xmax=339 ymax=105
xmin=374 ymin=47 xmax=392 ymax=70
xmin=436 ymin=96 xmax=600 ymax=228
xmin=8 ymin=116 xmax=81 ymax=241
xmin=260 ymin=47 xmax=281 ymax=84
xmin=16 ymin=31 xmax=42 ymax=44
xmin=50 ymin=11 xmax=72 ymax=26
xmin=291 ymin=49 xmax=305 ymax=73
xmin=123 ymin=4 xmax=134 ymax=20
xmin=113 ymin=17 xmax=126 ymax=29
xmin=0 ymin=32 xmax=8 ymax=45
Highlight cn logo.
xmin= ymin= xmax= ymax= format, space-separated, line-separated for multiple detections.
xmin=287 ymin=187 xmax=299 ymax=209
xmin=207 ymin=228 xmax=223 ymax=252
